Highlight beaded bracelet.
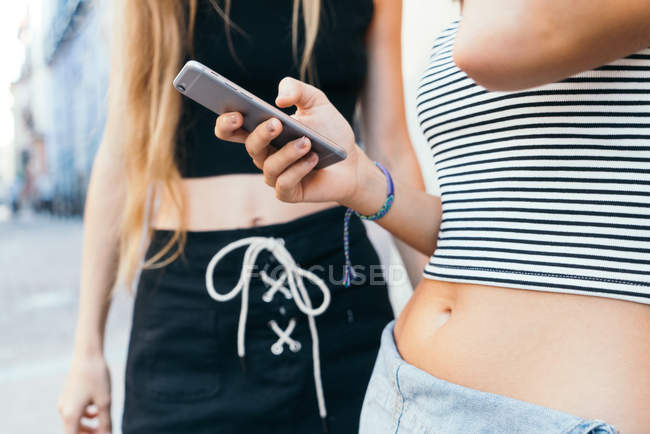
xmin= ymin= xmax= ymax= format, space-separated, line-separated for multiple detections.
xmin=342 ymin=162 xmax=395 ymax=287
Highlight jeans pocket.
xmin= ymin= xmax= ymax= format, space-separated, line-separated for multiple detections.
xmin=139 ymin=308 xmax=221 ymax=402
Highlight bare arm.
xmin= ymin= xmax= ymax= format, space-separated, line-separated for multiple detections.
xmin=58 ymin=137 xmax=125 ymax=434
xmin=350 ymin=158 xmax=441 ymax=257
xmin=361 ymin=0 xmax=429 ymax=284
xmin=454 ymin=0 xmax=650 ymax=90
xmin=74 ymin=138 xmax=124 ymax=356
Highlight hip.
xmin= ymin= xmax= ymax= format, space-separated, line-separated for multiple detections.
xmin=361 ymin=321 xmax=620 ymax=434
xmin=394 ymin=279 xmax=650 ymax=432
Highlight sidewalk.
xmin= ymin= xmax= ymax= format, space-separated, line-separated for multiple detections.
xmin=0 ymin=215 xmax=132 ymax=433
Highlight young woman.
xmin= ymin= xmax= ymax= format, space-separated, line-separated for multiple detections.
xmin=215 ymin=0 xmax=650 ymax=432
xmin=57 ymin=0 xmax=425 ymax=433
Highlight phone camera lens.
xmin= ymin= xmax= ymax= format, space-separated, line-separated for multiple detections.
xmin=177 ymin=84 xmax=186 ymax=92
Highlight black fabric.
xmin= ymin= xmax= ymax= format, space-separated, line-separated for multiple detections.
xmin=122 ymin=207 xmax=394 ymax=433
xmin=176 ymin=0 xmax=374 ymax=177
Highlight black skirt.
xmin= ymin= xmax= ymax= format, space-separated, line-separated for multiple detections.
xmin=122 ymin=206 xmax=394 ymax=434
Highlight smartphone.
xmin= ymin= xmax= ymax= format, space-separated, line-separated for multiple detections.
xmin=172 ymin=60 xmax=347 ymax=169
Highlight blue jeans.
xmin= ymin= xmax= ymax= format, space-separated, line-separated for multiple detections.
xmin=360 ymin=321 xmax=618 ymax=434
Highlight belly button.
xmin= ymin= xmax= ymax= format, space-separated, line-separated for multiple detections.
xmin=434 ymin=308 xmax=452 ymax=329
xmin=250 ymin=216 xmax=263 ymax=227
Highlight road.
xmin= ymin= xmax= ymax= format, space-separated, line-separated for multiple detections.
xmin=0 ymin=214 xmax=132 ymax=433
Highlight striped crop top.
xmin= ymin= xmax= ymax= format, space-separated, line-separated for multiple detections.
xmin=417 ymin=20 xmax=650 ymax=305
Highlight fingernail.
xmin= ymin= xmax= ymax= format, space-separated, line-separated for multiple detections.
xmin=229 ymin=114 xmax=238 ymax=125
xmin=308 ymin=153 xmax=318 ymax=163
xmin=295 ymin=137 xmax=309 ymax=150
xmin=267 ymin=119 xmax=279 ymax=132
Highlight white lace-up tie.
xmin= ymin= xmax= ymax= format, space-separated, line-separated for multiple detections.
xmin=205 ymin=237 xmax=331 ymax=428
xmin=260 ymin=269 xmax=293 ymax=302
xmin=268 ymin=318 xmax=302 ymax=354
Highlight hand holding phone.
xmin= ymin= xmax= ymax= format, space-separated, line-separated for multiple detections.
xmin=212 ymin=74 xmax=380 ymax=211
xmin=173 ymin=60 xmax=347 ymax=169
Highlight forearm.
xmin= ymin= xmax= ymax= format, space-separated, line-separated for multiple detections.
xmin=456 ymin=0 xmax=650 ymax=90
xmin=344 ymin=157 xmax=441 ymax=256
xmin=74 ymin=148 xmax=125 ymax=356
xmin=375 ymin=146 xmax=429 ymax=285
xmin=359 ymin=0 xmax=430 ymax=282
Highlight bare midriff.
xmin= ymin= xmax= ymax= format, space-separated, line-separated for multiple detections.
xmin=152 ymin=175 xmax=338 ymax=230
xmin=395 ymin=279 xmax=650 ymax=432
xmin=154 ymin=176 xmax=650 ymax=432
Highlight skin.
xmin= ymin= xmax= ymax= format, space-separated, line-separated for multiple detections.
xmin=57 ymin=132 xmax=122 ymax=434
xmin=455 ymin=0 xmax=650 ymax=90
xmin=57 ymin=1 xmax=425 ymax=433
xmin=214 ymin=2 xmax=650 ymax=427
xmin=156 ymin=0 xmax=427 ymax=284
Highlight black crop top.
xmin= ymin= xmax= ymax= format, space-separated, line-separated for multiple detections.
xmin=175 ymin=0 xmax=374 ymax=178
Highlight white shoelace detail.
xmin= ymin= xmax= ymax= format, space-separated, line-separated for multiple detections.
xmin=205 ymin=237 xmax=331 ymax=421
xmin=260 ymin=270 xmax=293 ymax=302
xmin=269 ymin=319 xmax=302 ymax=354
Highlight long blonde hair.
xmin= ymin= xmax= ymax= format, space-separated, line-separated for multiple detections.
xmin=110 ymin=0 xmax=321 ymax=286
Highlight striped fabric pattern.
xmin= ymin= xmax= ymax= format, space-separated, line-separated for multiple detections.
xmin=417 ymin=20 xmax=650 ymax=304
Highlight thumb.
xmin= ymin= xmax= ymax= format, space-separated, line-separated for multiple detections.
xmin=275 ymin=77 xmax=328 ymax=111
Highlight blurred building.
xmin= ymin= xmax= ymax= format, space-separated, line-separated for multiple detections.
xmin=11 ymin=0 xmax=110 ymax=216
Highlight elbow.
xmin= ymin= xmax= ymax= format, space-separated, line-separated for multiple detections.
xmin=452 ymin=20 xmax=510 ymax=90
xmin=452 ymin=45 xmax=496 ymax=90
xmin=453 ymin=18 xmax=556 ymax=91
xmin=453 ymin=34 xmax=524 ymax=91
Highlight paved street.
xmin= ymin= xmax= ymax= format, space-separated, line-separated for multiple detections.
xmin=0 ymin=213 xmax=133 ymax=433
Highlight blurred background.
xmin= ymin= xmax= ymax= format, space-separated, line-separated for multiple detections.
xmin=0 ymin=0 xmax=458 ymax=432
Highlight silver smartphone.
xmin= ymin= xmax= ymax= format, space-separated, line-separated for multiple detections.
xmin=173 ymin=60 xmax=347 ymax=169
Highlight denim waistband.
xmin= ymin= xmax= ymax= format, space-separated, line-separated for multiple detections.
xmin=362 ymin=321 xmax=618 ymax=434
